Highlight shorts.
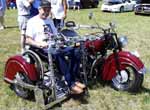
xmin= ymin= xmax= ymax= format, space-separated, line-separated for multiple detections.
xmin=75 ymin=2 xmax=80 ymax=7
xmin=18 ymin=15 xmax=30 ymax=35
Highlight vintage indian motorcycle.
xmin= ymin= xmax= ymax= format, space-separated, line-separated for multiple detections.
xmin=3 ymin=13 xmax=146 ymax=109
xmin=60 ymin=14 xmax=146 ymax=93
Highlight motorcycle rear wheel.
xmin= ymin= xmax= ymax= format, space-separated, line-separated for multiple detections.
xmin=12 ymin=73 xmax=34 ymax=99
xmin=112 ymin=64 xmax=144 ymax=93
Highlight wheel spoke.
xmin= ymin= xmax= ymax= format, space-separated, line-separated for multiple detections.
xmin=112 ymin=64 xmax=143 ymax=92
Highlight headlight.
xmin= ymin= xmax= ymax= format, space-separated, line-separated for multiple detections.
xmin=118 ymin=36 xmax=128 ymax=48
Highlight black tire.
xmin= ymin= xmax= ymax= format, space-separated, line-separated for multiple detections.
xmin=111 ymin=64 xmax=144 ymax=93
xmin=120 ymin=6 xmax=124 ymax=13
xmin=12 ymin=73 xmax=34 ymax=99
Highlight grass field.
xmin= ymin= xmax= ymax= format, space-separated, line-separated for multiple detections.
xmin=0 ymin=7 xmax=150 ymax=110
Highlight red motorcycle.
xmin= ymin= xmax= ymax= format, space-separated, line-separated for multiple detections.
xmin=61 ymin=16 xmax=146 ymax=92
xmin=3 ymin=14 xmax=146 ymax=109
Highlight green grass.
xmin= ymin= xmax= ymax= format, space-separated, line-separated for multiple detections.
xmin=0 ymin=7 xmax=150 ymax=110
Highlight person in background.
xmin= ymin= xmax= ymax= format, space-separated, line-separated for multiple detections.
xmin=26 ymin=0 xmax=86 ymax=94
xmin=16 ymin=0 xmax=34 ymax=53
xmin=73 ymin=0 xmax=80 ymax=11
xmin=0 ymin=0 xmax=6 ymax=30
xmin=6 ymin=0 xmax=11 ymax=10
xmin=66 ymin=0 xmax=71 ymax=10
xmin=30 ymin=0 xmax=41 ymax=18
xmin=10 ymin=0 xmax=17 ymax=9
xmin=50 ymin=0 xmax=67 ymax=29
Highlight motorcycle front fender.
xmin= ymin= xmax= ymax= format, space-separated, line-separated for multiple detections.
xmin=101 ymin=51 xmax=146 ymax=80
xmin=4 ymin=55 xmax=38 ymax=84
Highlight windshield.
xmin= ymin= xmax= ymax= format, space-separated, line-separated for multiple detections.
xmin=103 ymin=0 xmax=123 ymax=5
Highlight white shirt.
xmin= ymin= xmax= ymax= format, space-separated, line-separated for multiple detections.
xmin=26 ymin=15 xmax=57 ymax=42
xmin=50 ymin=0 xmax=65 ymax=19
xmin=16 ymin=0 xmax=31 ymax=16
xmin=74 ymin=0 xmax=80 ymax=2
xmin=0 ymin=0 xmax=6 ymax=16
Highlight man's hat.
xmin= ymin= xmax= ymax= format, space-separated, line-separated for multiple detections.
xmin=39 ymin=0 xmax=51 ymax=8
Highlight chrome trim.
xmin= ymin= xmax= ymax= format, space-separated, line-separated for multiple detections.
xmin=89 ymin=55 xmax=102 ymax=77
xmin=5 ymin=59 xmax=29 ymax=75
xmin=23 ymin=50 xmax=44 ymax=79
xmin=4 ymin=77 xmax=14 ymax=83
xmin=138 ymin=67 xmax=146 ymax=74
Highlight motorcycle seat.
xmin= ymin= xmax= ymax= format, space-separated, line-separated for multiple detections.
xmin=61 ymin=29 xmax=78 ymax=38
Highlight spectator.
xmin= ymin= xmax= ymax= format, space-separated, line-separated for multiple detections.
xmin=50 ymin=0 xmax=67 ymax=29
xmin=26 ymin=0 xmax=86 ymax=94
xmin=6 ymin=0 xmax=11 ymax=10
xmin=16 ymin=0 xmax=34 ymax=52
xmin=30 ymin=0 xmax=41 ymax=18
xmin=6 ymin=0 xmax=17 ymax=10
xmin=67 ymin=0 xmax=72 ymax=10
xmin=73 ymin=0 xmax=80 ymax=11
xmin=0 ymin=0 xmax=6 ymax=30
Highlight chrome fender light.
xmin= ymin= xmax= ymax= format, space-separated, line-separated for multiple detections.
xmin=118 ymin=36 xmax=128 ymax=48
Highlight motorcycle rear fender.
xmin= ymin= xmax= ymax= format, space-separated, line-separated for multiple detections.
xmin=4 ymin=55 xmax=38 ymax=84
xmin=102 ymin=51 xmax=146 ymax=80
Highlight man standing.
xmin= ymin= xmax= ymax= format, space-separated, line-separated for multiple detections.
xmin=50 ymin=0 xmax=67 ymax=29
xmin=16 ymin=0 xmax=34 ymax=52
xmin=0 ymin=0 xmax=6 ymax=30
xmin=30 ymin=0 xmax=41 ymax=18
xmin=73 ymin=0 xmax=80 ymax=11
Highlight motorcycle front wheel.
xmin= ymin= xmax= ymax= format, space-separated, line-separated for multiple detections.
xmin=111 ymin=64 xmax=144 ymax=93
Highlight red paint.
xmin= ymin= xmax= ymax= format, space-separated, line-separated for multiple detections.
xmin=101 ymin=51 xmax=144 ymax=80
xmin=4 ymin=55 xmax=39 ymax=83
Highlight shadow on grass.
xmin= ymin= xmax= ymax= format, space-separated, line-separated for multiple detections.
xmin=5 ymin=25 xmax=18 ymax=29
xmin=135 ymin=13 xmax=150 ymax=17
xmin=86 ymin=77 xmax=110 ymax=90
xmin=140 ymin=86 xmax=150 ymax=94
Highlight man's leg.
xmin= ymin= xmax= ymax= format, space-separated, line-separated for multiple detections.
xmin=52 ymin=47 xmax=84 ymax=94
xmin=53 ymin=52 xmax=74 ymax=87
xmin=18 ymin=16 xmax=29 ymax=53
xmin=0 ymin=16 xmax=5 ymax=29
xmin=53 ymin=18 xmax=61 ymax=28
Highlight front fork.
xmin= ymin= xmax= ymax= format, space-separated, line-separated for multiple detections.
xmin=113 ymin=49 xmax=122 ymax=76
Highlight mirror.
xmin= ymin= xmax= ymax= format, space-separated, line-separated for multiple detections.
xmin=109 ymin=21 xmax=116 ymax=29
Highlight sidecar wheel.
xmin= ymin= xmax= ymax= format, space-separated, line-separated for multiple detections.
xmin=112 ymin=64 xmax=144 ymax=93
xmin=12 ymin=73 xmax=34 ymax=99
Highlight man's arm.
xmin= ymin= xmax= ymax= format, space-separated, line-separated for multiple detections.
xmin=23 ymin=0 xmax=34 ymax=8
xmin=62 ymin=0 xmax=67 ymax=19
xmin=26 ymin=36 xmax=48 ymax=48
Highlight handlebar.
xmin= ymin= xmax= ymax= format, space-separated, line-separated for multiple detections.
xmin=67 ymin=24 xmax=114 ymax=34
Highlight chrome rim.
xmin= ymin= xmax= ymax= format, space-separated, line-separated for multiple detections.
xmin=13 ymin=73 xmax=29 ymax=98
xmin=112 ymin=66 xmax=136 ymax=90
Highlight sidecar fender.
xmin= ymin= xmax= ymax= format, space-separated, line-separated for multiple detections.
xmin=102 ymin=51 xmax=146 ymax=80
xmin=4 ymin=55 xmax=38 ymax=84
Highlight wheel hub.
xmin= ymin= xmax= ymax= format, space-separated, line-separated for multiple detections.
xmin=115 ymin=70 xmax=128 ymax=83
